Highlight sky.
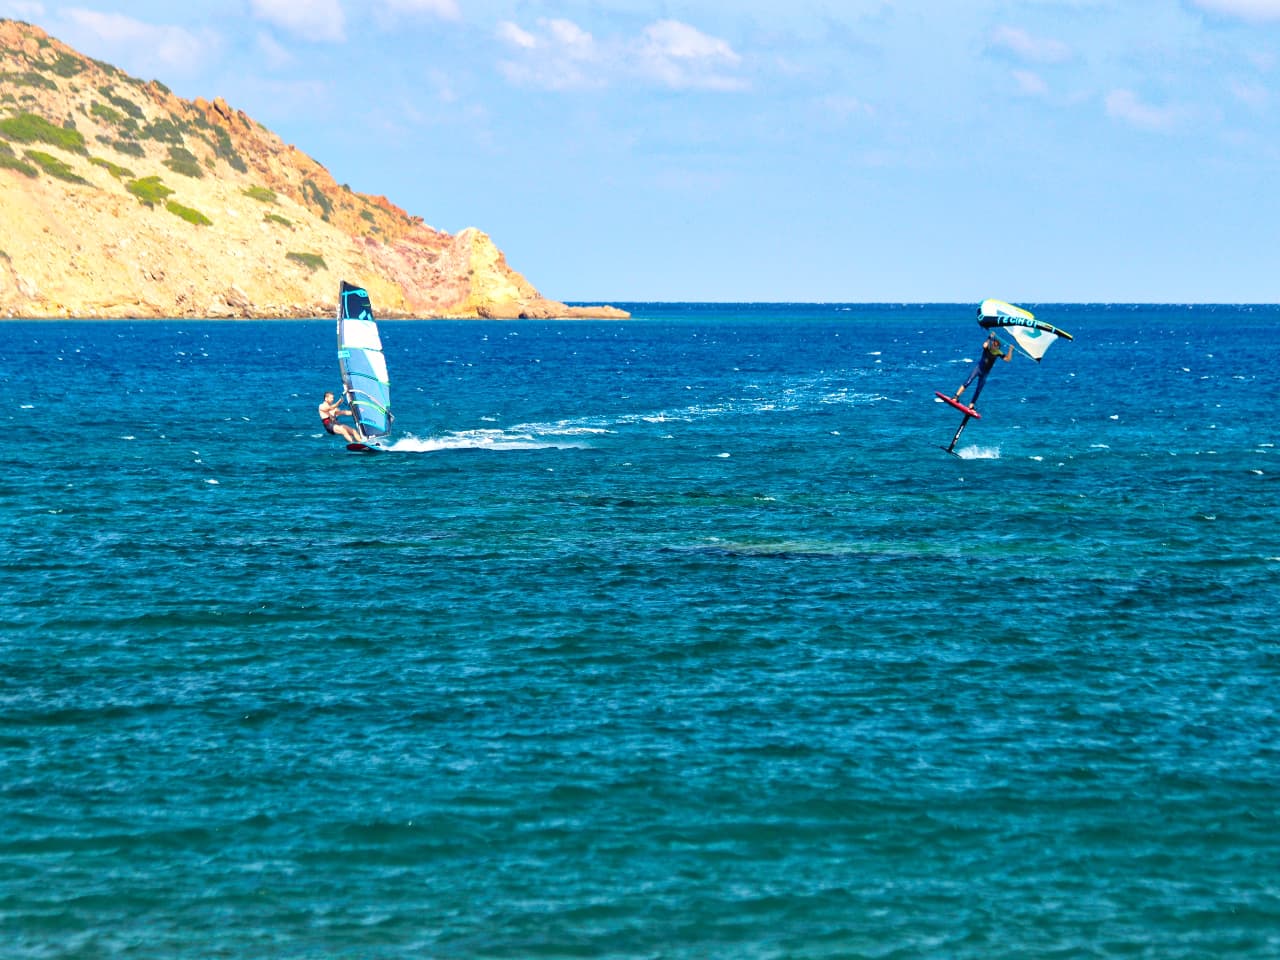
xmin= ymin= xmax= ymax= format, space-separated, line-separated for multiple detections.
xmin=4 ymin=0 xmax=1280 ymax=302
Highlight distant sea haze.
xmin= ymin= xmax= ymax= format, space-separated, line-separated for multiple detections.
xmin=4 ymin=303 xmax=1278 ymax=958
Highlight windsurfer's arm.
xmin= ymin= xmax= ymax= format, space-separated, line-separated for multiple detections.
xmin=1002 ymin=346 xmax=1013 ymax=361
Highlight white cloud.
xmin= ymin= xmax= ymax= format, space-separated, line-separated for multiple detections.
xmin=1229 ymin=78 xmax=1269 ymax=108
xmin=636 ymin=19 xmax=745 ymax=91
xmin=0 ymin=1 xmax=46 ymax=20
xmin=1192 ymin=0 xmax=1280 ymax=20
xmin=60 ymin=9 xmax=212 ymax=74
xmin=255 ymin=30 xmax=294 ymax=69
xmin=497 ymin=17 xmax=746 ymax=93
xmin=1105 ymin=89 xmax=1183 ymax=132
xmin=251 ymin=0 xmax=345 ymax=44
xmin=988 ymin=25 xmax=1072 ymax=64
xmin=543 ymin=18 xmax=598 ymax=61
xmin=496 ymin=18 xmax=602 ymax=91
xmin=378 ymin=0 xmax=460 ymax=19
xmin=497 ymin=22 xmax=537 ymax=50
xmin=1012 ymin=69 xmax=1049 ymax=96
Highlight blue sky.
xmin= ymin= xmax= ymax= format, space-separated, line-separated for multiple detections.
xmin=5 ymin=0 xmax=1280 ymax=302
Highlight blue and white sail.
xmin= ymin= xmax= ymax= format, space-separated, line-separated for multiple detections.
xmin=337 ymin=281 xmax=392 ymax=443
xmin=977 ymin=299 xmax=1072 ymax=363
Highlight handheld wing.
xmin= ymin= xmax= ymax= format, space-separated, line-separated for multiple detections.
xmin=977 ymin=299 xmax=1072 ymax=363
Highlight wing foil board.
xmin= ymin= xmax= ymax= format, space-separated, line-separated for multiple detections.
xmin=934 ymin=391 xmax=981 ymax=419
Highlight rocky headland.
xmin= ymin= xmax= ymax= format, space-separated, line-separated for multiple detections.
xmin=0 ymin=19 xmax=627 ymax=320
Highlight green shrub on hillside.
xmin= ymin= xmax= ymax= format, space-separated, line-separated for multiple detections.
xmin=0 ymin=153 xmax=38 ymax=177
xmin=0 ymin=113 xmax=88 ymax=154
xmin=140 ymin=117 xmax=187 ymax=145
xmin=302 ymin=179 xmax=333 ymax=221
xmin=287 ymin=251 xmax=327 ymax=272
xmin=212 ymin=127 xmax=247 ymax=173
xmin=265 ymin=213 xmax=292 ymax=228
xmin=126 ymin=175 xmax=174 ymax=207
xmin=48 ymin=53 xmax=86 ymax=78
xmin=166 ymin=200 xmax=212 ymax=226
xmin=108 ymin=138 xmax=146 ymax=158
xmin=0 ymin=71 xmax=58 ymax=91
xmin=90 ymin=156 xmax=133 ymax=179
xmin=97 ymin=86 xmax=145 ymax=120
xmin=24 ymin=149 xmax=89 ymax=184
xmin=92 ymin=60 xmax=126 ymax=81
xmin=163 ymin=145 xmax=203 ymax=178
xmin=243 ymin=185 xmax=277 ymax=203
xmin=91 ymin=102 xmax=125 ymax=125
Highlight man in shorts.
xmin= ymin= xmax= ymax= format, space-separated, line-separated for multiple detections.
xmin=318 ymin=391 xmax=362 ymax=443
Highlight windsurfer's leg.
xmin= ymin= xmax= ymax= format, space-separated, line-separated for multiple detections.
xmin=969 ymin=375 xmax=986 ymax=405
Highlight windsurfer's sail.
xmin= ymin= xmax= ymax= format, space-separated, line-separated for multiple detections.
xmin=337 ymin=281 xmax=392 ymax=443
xmin=977 ymin=299 xmax=1072 ymax=363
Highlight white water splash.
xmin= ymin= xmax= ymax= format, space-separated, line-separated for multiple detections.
xmin=387 ymin=430 xmax=591 ymax=453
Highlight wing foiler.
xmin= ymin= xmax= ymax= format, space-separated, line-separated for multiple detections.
xmin=977 ymin=299 xmax=1072 ymax=363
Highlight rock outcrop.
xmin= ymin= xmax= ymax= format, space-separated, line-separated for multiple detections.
xmin=0 ymin=19 xmax=627 ymax=319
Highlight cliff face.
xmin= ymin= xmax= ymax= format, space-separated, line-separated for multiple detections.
xmin=0 ymin=20 xmax=626 ymax=319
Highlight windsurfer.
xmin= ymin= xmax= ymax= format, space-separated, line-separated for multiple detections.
xmin=953 ymin=334 xmax=1013 ymax=408
xmin=318 ymin=391 xmax=362 ymax=443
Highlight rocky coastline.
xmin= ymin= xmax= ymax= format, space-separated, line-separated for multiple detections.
xmin=0 ymin=19 xmax=627 ymax=321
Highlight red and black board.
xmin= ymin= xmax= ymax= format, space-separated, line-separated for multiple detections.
xmin=934 ymin=390 xmax=980 ymax=419
xmin=934 ymin=390 xmax=981 ymax=456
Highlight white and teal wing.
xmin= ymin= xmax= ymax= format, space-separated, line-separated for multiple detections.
xmin=977 ymin=298 xmax=1073 ymax=363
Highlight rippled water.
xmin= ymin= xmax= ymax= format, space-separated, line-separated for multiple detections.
xmin=2 ymin=304 xmax=1278 ymax=957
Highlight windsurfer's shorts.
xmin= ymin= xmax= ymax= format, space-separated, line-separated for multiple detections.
xmin=322 ymin=418 xmax=336 ymax=434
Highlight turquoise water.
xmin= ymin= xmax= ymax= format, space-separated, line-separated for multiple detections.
xmin=2 ymin=303 xmax=1278 ymax=958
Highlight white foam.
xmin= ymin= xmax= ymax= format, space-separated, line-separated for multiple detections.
xmin=387 ymin=431 xmax=588 ymax=453
xmin=956 ymin=446 xmax=1000 ymax=460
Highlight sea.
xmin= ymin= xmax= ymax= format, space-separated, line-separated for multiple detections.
xmin=2 ymin=302 xmax=1278 ymax=959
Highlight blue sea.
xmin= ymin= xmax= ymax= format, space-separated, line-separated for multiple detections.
xmin=2 ymin=303 xmax=1278 ymax=959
